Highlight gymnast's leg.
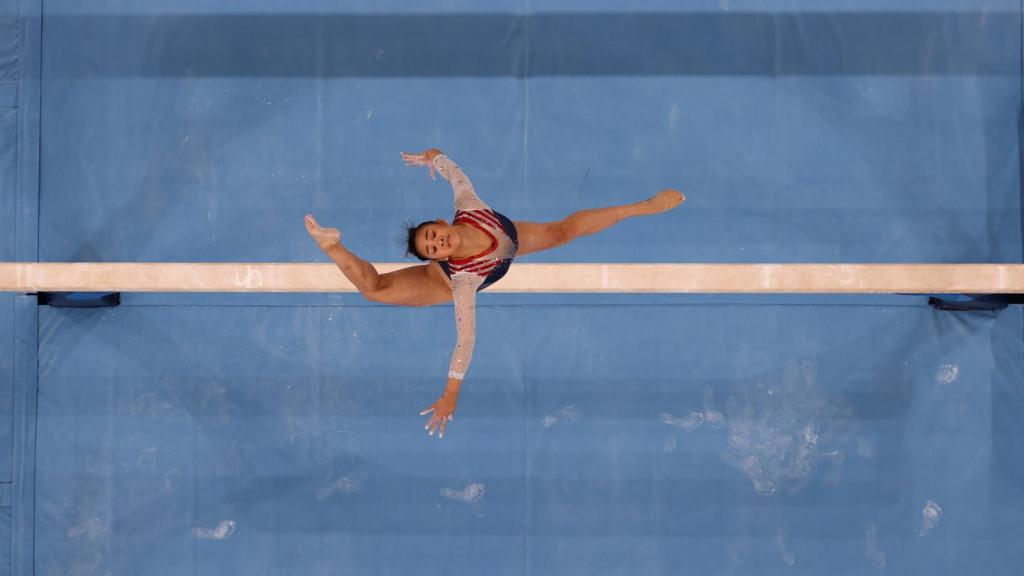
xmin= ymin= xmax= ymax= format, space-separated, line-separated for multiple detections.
xmin=514 ymin=189 xmax=684 ymax=257
xmin=305 ymin=214 xmax=452 ymax=306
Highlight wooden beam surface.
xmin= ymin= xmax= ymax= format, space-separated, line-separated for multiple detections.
xmin=1 ymin=262 xmax=1021 ymax=293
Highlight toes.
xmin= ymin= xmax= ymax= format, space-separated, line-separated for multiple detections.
xmin=662 ymin=190 xmax=685 ymax=211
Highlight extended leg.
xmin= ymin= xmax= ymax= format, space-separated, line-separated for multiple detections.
xmin=515 ymin=189 xmax=684 ymax=256
xmin=306 ymin=215 xmax=384 ymax=294
xmin=305 ymin=214 xmax=451 ymax=306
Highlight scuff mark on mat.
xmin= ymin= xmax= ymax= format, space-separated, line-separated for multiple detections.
xmin=919 ymin=500 xmax=942 ymax=536
xmin=316 ymin=475 xmax=361 ymax=500
xmin=441 ymin=482 xmax=485 ymax=503
xmin=67 ymin=517 xmax=105 ymax=540
xmin=660 ymin=388 xmax=723 ymax=432
xmin=865 ymin=522 xmax=886 ymax=569
xmin=543 ymin=405 xmax=581 ymax=428
xmin=719 ymin=360 xmax=855 ymax=495
xmin=935 ymin=363 xmax=959 ymax=384
xmin=192 ymin=520 xmax=236 ymax=540
xmin=775 ymin=524 xmax=796 ymax=566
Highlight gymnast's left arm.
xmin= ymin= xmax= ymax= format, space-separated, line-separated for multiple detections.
xmin=401 ymin=148 xmax=489 ymax=211
xmin=420 ymin=273 xmax=481 ymax=438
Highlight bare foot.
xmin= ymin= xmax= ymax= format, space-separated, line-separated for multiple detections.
xmin=305 ymin=214 xmax=341 ymax=250
xmin=642 ymin=189 xmax=686 ymax=214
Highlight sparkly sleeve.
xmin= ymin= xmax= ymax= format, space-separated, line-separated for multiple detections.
xmin=447 ymin=272 xmax=485 ymax=381
xmin=432 ymin=154 xmax=490 ymax=211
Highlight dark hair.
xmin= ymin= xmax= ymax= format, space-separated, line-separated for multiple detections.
xmin=403 ymin=221 xmax=433 ymax=261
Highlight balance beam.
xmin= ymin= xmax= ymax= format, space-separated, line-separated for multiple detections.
xmin=1 ymin=263 xmax=1021 ymax=294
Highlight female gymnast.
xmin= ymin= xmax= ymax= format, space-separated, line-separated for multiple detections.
xmin=305 ymin=148 xmax=684 ymax=438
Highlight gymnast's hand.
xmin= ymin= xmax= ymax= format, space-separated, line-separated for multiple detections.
xmin=420 ymin=391 xmax=458 ymax=439
xmin=401 ymin=149 xmax=442 ymax=180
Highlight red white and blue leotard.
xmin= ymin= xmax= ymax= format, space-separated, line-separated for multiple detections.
xmin=430 ymin=154 xmax=518 ymax=381
xmin=439 ymin=209 xmax=518 ymax=292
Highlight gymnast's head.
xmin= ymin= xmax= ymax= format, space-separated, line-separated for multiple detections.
xmin=405 ymin=219 xmax=460 ymax=261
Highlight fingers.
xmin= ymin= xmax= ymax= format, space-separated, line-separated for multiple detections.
xmin=420 ymin=409 xmax=455 ymax=438
xmin=401 ymin=152 xmax=432 ymax=168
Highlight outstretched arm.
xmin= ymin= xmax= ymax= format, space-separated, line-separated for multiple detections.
xmin=402 ymin=148 xmax=490 ymax=211
xmin=421 ymin=272 xmax=484 ymax=437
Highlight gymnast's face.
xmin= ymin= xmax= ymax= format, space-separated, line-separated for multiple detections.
xmin=416 ymin=220 xmax=459 ymax=261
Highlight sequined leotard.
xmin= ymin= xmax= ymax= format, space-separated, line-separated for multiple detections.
xmin=430 ymin=154 xmax=518 ymax=381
